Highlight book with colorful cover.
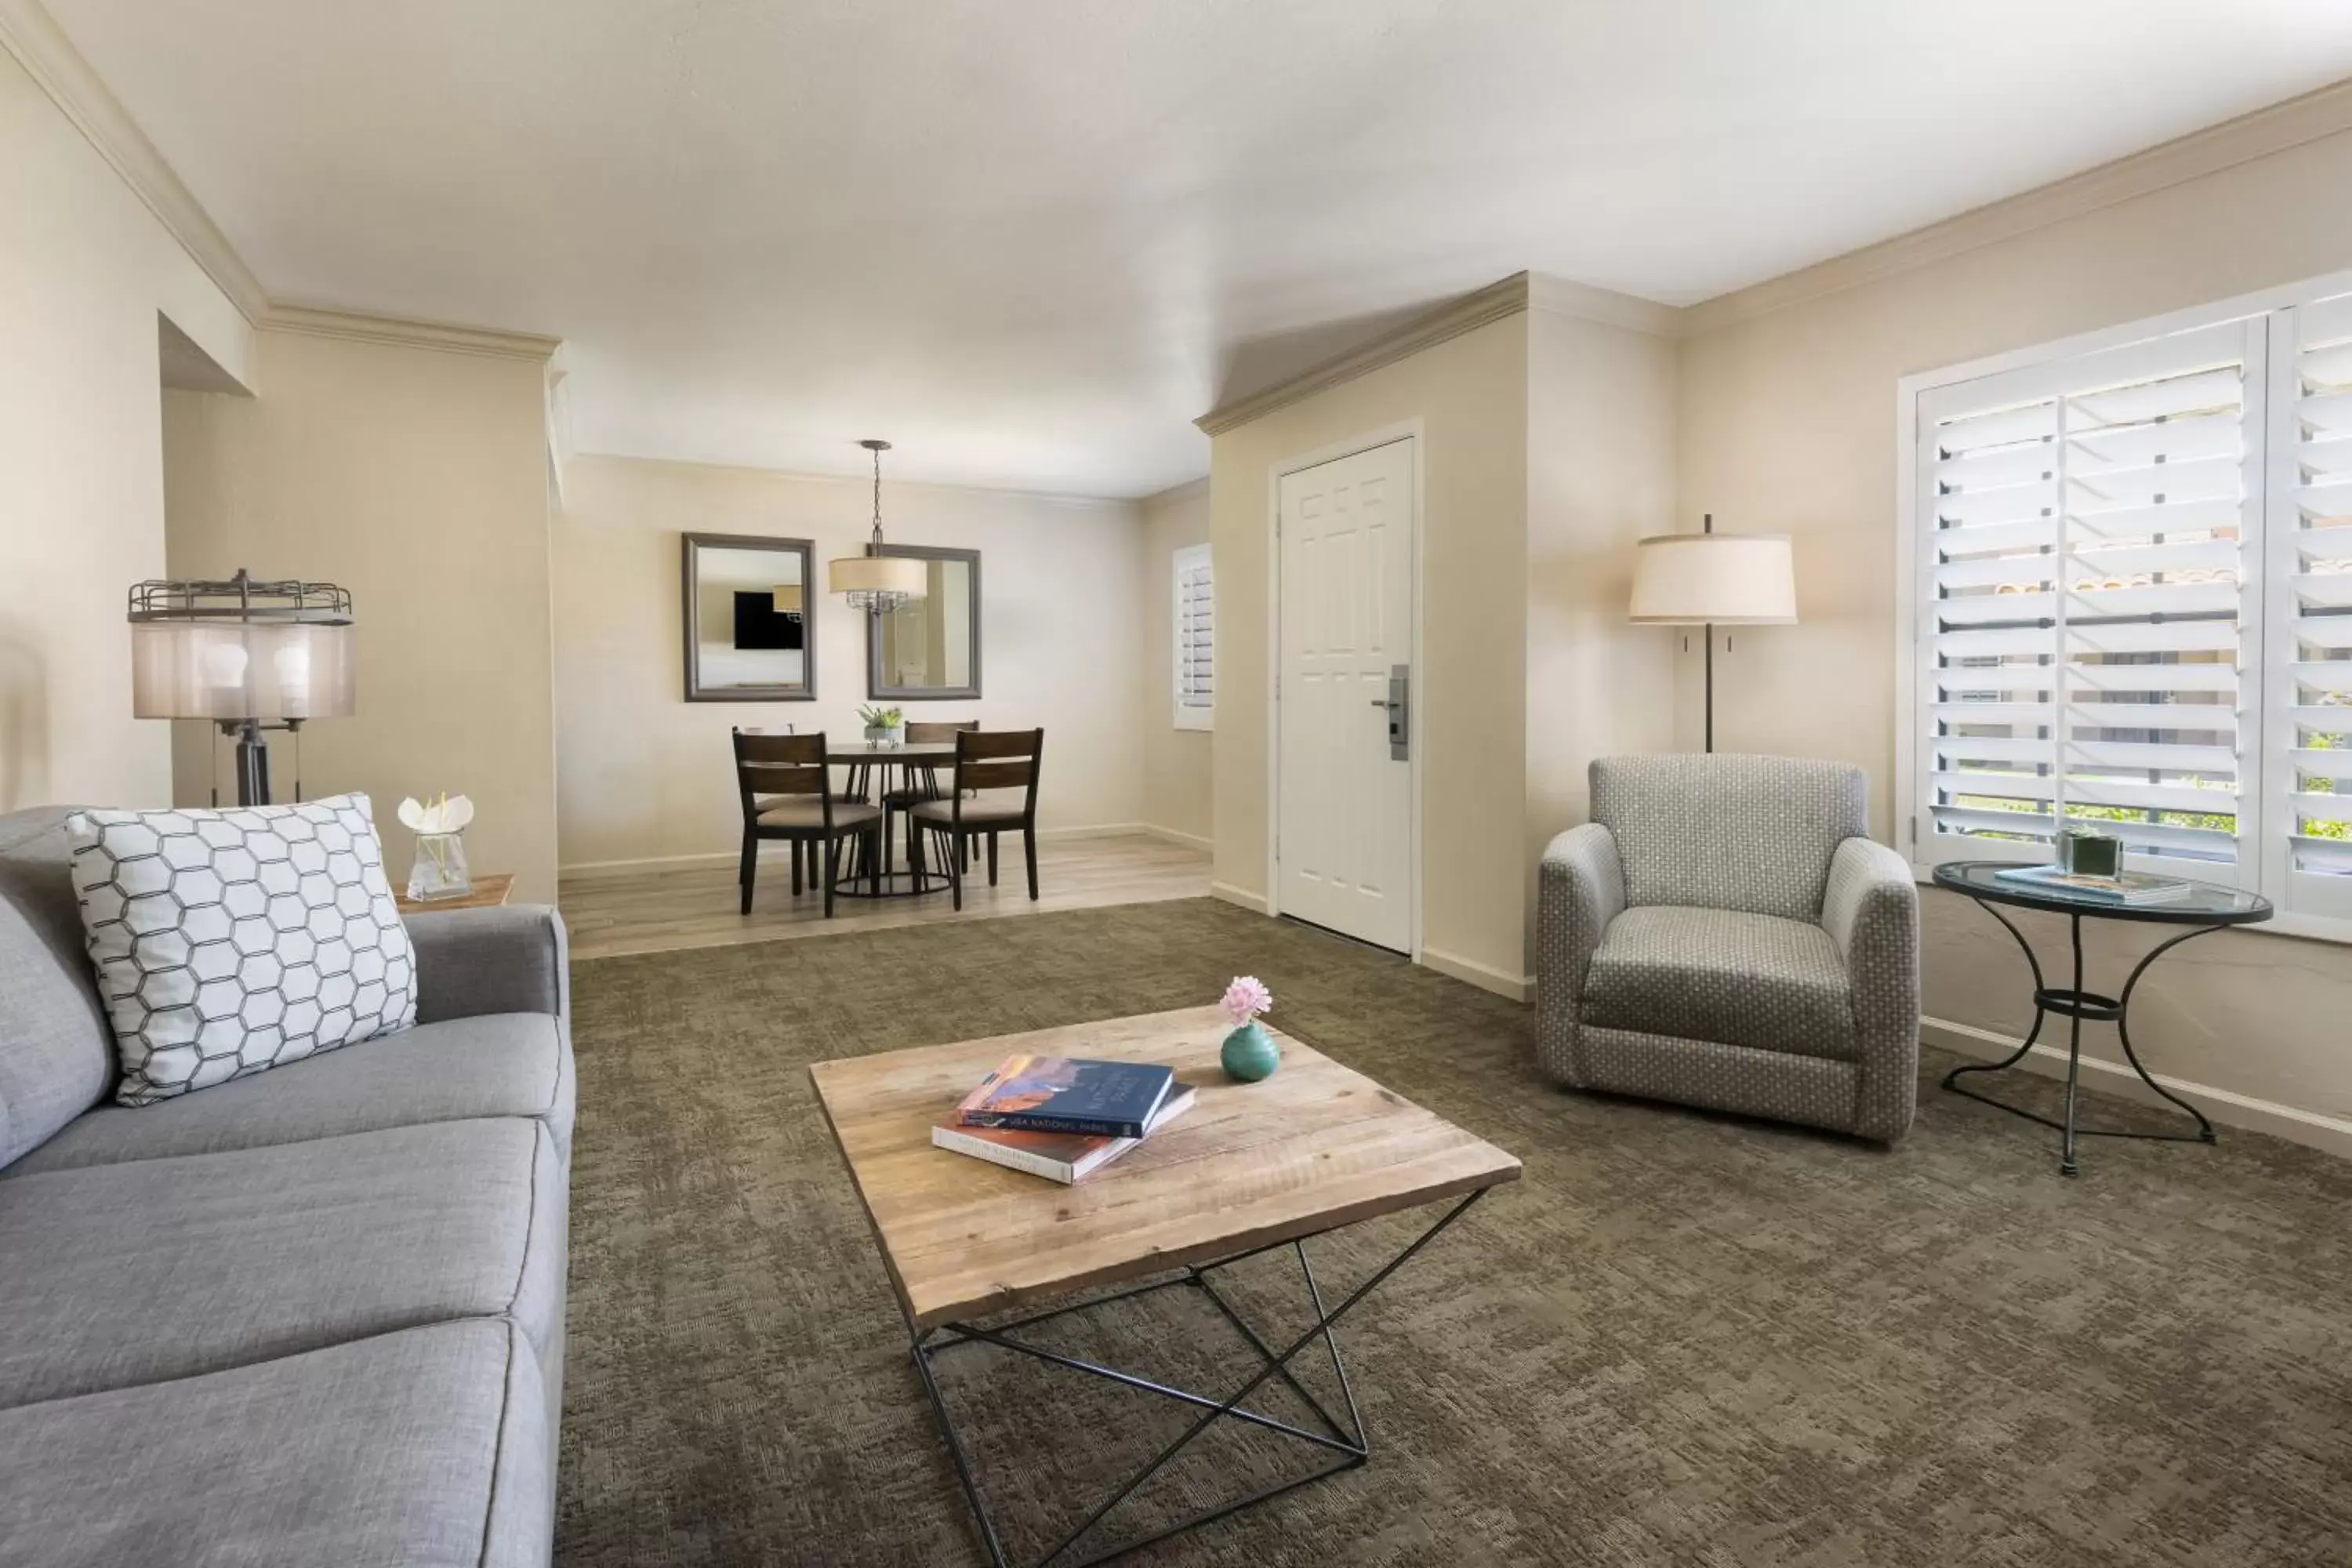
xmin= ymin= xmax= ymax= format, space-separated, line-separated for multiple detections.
xmin=953 ymin=1053 xmax=1178 ymax=1138
xmin=1993 ymin=865 xmax=2195 ymax=906
xmin=931 ymin=1086 xmax=1198 ymax=1184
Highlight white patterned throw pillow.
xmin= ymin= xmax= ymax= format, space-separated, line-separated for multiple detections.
xmin=66 ymin=794 xmax=418 ymax=1105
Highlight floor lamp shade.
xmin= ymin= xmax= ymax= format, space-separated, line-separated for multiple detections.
xmin=1628 ymin=534 xmax=1798 ymax=625
xmin=131 ymin=621 xmax=356 ymax=720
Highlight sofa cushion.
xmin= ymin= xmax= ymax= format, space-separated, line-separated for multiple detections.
xmin=1581 ymin=904 xmax=1856 ymax=1062
xmin=0 ymin=1318 xmax=550 ymax=1568
xmin=1590 ymin=753 xmax=1867 ymax=922
xmin=7 ymin=1011 xmax=571 ymax=1177
xmin=65 ymin=795 xmax=417 ymax=1105
xmin=0 ymin=1118 xmax=563 ymax=1409
xmin=0 ymin=808 xmax=117 ymax=1171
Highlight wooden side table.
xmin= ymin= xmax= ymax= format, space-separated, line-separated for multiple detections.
xmin=394 ymin=872 xmax=514 ymax=917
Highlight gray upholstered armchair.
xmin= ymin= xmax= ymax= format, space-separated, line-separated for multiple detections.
xmin=1537 ymin=754 xmax=1920 ymax=1143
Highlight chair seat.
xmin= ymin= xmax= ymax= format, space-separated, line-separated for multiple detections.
xmin=1581 ymin=905 xmax=1855 ymax=1062
xmin=907 ymin=799 xmax=1025 ymax=828
xmin=757 ymin=800 xmax=880 ymax=831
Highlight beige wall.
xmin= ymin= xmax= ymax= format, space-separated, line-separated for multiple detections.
xmin=1676 ymin=122 xmax=2352 ymax=1137
xmin=0 ymin=47 xmax=252 ymax=813
xmin=1210 ymin=316 xmax=1531 ymax=991
xmin=1138 ymin=480 xmax=1213 ymax=847
xmin=553 ymin=455 xmax=1146 ymax=872
xmin=1524 ymin=306 xmax=1679 ymax=975
xmin=162 ymin=328 xmax=560 ymax=900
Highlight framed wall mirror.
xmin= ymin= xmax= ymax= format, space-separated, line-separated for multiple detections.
xmin=682 ymin=532 xmax=817 ymax=702
xmin=868 ymin=544 xmax=981 ymax=700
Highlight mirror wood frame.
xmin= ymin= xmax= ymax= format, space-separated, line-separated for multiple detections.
xmin=866 ymin=543 xmax=982 ymax=701
xmin=681 ymin=532 xmax=818 ymax=702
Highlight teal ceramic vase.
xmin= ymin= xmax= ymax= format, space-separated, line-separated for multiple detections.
xmin=1220 ymin=1021 xmax=1280 ymax=1082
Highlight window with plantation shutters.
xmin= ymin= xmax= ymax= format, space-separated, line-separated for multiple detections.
xmin=1915 ymin=321 xmax=2263 ymax=881
xmin=2263 ymin=290 xmax=2352 ymax=919
xmin=1173 ymin=543 xmax=1214 ymax=731
xmin=1904 ymin=270 xmax=2352 ymax=939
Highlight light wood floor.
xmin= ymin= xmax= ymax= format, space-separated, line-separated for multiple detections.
xmin=558 ymin=829 xmax=1213 ymax=961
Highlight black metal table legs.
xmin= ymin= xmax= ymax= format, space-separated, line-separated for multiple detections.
xmin=909 ymin=1190 xmax=1483 ymax=1568
xmin=1941 ymin=901 xmax=2221 ymax=1176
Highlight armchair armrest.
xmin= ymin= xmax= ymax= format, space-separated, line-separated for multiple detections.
xmin=406 ymin=904 xmax=570 ymax=1027
xmin=1822 ymin=837 xmax=1919 ymax=1141
xmin=1535 ymin=823 xmax=1624 ymax=1085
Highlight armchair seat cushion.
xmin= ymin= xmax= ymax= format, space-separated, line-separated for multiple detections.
xmin=1581 ymin=906 xmax=1855 ymax=1062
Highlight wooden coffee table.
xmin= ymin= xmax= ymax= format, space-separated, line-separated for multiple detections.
xmin=810 ymin=1005 xmax=1519 ymax=1567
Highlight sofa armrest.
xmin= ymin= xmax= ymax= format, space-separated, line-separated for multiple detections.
xmin=1535 ymin=824 xmax=1624 ymax=1085
xmin=407 ymin=905 xmax=570 ymax=1028
xmin=1822 ymin=837 xmax=1919 ymax=1141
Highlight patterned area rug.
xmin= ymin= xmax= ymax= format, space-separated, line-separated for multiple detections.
xmin=557 ymin=898 xmax=2352 ymax=1566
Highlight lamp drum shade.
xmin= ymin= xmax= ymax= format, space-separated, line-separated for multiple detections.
xmin=826 ymin=553 xmax=929 ymax=601
xmin=131 ymin=621 xmax=356 ymax=720
xmin=1628 ymin=533 xmax=1798 ymax=625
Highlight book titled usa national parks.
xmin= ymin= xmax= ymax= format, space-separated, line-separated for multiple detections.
xmin=955 ymin=1053 xmax=1178 ymax=1139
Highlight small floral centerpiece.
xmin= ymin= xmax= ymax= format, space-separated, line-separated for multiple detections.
xmin=397 ymin=792 xmax=475 ymax=902
xmin=859 ymin=703 xmax=906 ymax=747
xmin=1218 ymin=975 xmax=1279 ymax=1082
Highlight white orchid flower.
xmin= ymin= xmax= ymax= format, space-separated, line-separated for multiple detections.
xmin=397 ymin=793 xmax=475 ymax=835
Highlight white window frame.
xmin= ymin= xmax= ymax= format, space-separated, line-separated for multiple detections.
xmin=1896 ymin=263 xmax=2352 ymax=945
xmin=1172 ymin=542 xmax=1214 ymax=731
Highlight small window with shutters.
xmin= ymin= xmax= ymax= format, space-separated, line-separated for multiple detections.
xmin=1902 ymin=272 xmax=2352 ymax=940
xmin=1173 ymin=543 xmax=1214 ymax=731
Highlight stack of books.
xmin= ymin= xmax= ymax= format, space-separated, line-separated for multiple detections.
xmin=1993 ymin=864 xmax=2196 ymax=906
xmin=932 ymin=1053 xmax=1196 ymax=1184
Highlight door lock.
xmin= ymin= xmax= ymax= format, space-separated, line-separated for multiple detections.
xmin=1370 ymin=665 xmax=1410 ymax=760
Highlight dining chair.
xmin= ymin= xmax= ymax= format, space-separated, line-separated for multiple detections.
xmin=733 ymin=729 xmax=881 ymax=916
xmin=893 ymin=720 xmax=978 ymax=874
xmin=907 ymin=729 xmax=1044 ymax=911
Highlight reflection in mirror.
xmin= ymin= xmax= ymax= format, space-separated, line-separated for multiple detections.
xmin=869 ymin=546 xmax=980 ymax=700
xmin=683 ymin=533 xmax=816 ymax=701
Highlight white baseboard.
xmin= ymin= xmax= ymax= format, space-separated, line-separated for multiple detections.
xmin=1418 ymin=946 xmax=1534 ymax=1003
xmin=1923 ymin=1014 xmax=2352 ymax=1162
xmin=1209 ymin=880 xmax=1269 ymax=914
xmin=1135 ymin=823 xmax=1214 ymax=853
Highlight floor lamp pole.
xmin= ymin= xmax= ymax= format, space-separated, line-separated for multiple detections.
xmin=1703 ymin=622 xmax=1714 ymax=754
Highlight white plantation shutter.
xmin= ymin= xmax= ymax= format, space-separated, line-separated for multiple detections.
xmin=1173 ymin=543 xmax=1214 ymax=731
xmin=1916 ymin=320 xmax=2263 ymax=877
xmin=2263 ymin=292 xmax=2352 ymax=916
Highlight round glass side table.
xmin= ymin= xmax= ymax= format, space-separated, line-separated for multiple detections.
xmin=1930 ymin=860 xmax=2273 ymax=1177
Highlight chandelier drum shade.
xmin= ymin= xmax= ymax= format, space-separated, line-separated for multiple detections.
xmin=829 ymin=439 xmax=928 ymax=613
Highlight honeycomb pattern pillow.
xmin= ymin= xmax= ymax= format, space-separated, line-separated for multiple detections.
xmin=65 ymin=794 xmax=417 ymax=1105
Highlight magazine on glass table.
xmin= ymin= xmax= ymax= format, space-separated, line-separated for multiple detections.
xmin=1993 ymin=864 xmax=2194 ymax=906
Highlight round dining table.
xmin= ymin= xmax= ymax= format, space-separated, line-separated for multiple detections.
xmin=825 ymin=740 xmax=957 ymax=898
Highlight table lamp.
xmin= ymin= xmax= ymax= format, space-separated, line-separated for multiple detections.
xmin=1628 ymin=516 xmax=1796 ymax=752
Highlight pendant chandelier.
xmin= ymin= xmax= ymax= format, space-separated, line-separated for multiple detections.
xmin=828 ymin=438 xmax=927 ymax=613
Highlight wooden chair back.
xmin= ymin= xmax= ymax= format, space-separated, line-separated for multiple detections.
xmin=734 ymin=728 xmax=829 ymax=816
xmin=952 ymin=729 xmax=1044 ymax=808
xmin=906 ymin=720 xmax=978 ymax=744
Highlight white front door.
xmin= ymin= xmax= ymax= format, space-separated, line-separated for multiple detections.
xmin=1276 ymin=437 xmax=1414 ymax=952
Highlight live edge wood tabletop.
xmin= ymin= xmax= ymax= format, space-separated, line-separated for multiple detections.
xmin=808 ymin=1004 xmax=1522 ymax=1332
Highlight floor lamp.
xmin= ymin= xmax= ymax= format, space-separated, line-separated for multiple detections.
xmin=1628 ymin=516 xmax=1797 ymax=753
xmin=129 ymin=571 xmax=356 ymax=805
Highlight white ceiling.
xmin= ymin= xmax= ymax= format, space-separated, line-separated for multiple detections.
xmin=45 ymin=0 xmax=2352 ymax=498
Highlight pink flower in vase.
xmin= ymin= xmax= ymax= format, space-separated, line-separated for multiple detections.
xmin=1221 ymin=975 xmax=1273 ymax=1028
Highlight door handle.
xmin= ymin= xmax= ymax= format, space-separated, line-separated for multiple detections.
xmin=1378 ymin=666 xmax=1409 ymax=760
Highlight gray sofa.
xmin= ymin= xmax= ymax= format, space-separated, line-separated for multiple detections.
xmin=1537 ymin=754 xmax=1919 ymax=1142
xmin=0 ymin=806 xmax=572 ymax=1567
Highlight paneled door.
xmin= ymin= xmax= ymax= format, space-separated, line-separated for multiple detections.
xmin=1276 ymin=437 xmax=1415 ymax=952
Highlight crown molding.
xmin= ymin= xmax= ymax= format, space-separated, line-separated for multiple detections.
xmin=1682 ymin=74 xmax=2352 ymax=337
xmin=1196 ymin=271 xmax=1534 ymax=435
xmin=1526 ymin=272 xmax=1684 ymax=338
xmin=0 ymin=0 xmax=268 ymax=323
xmin=260 ymin=304 xmax=562 ymax=362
